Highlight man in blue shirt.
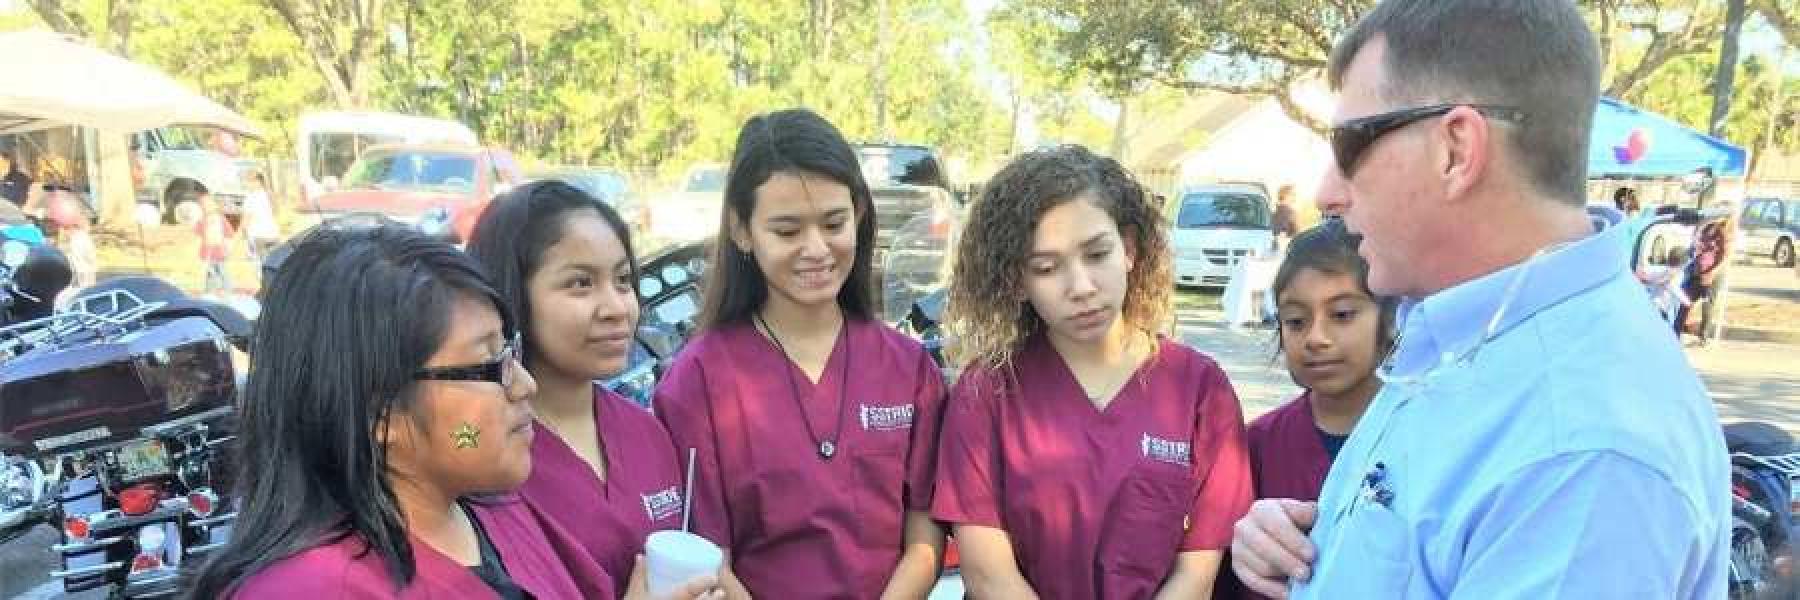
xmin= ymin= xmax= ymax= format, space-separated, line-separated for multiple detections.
xmin=1228 ymin=1 xmax=1730 ymax=598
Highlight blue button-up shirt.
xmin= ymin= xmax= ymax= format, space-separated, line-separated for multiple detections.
xmin=1291 ymin=215 xmax=1730 ymax=599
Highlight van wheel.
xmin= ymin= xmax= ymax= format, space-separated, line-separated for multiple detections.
xmin=1776 ymin=238 xmax=1795 ymax=268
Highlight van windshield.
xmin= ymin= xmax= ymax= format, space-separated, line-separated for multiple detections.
xmin=1176 ymin=192 xmax=1271 ymax=229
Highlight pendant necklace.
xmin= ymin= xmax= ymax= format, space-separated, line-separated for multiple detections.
xmin=756 ymin=312 xmax=852 ymax=460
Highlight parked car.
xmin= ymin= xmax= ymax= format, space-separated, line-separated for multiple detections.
xmin=647 ymin=164 xmax=726 ymax=243
xmin=527 ymin=167 xmax=643 ymax=236
xmin=296 ymin=111 xmax=478 ymax=207
xmin=303 ymin=144 xmax=523 ymax=243
xmin=1168 ymin=183 xmax=1275 ymax=288
xmin=1739 ymin=197 xmax=1798 ymax=267
xmin=131 ymin=127 xmax=258 ymax=224
xmin=853 ymin=142 xmax=955 ymax=253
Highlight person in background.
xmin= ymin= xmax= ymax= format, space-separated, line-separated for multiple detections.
xmin=197 ymin=192 xmax=235 ymax=298
xmin=46 ymin=185 xmax=96 ymax=291
xmin=654 ymin=108 xmax=948 ymax=599
xmin=932 ymin=144 xmax=1252 ymax=599
xmin=242 ymin=171 xmax=282 ymax=264
xmin=1 ymin=153 xmax=31 ymax=208
xmin=1271 ymin=186 xmax=1300 ymax=253
xmin=1612 ymin=187 xmax=1641 ymax=217
xmin=1678 ymin=215 xmax=1732 ymax=346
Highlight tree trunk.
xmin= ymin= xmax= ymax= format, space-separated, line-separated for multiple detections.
xmin=26 ymin=0 xmax=89 ymax=37
xmin=1110 ymin=96 xmax=1129 ymax=162
xmin=106 ymin=0 xmax=136 ymax=57
xmin=1752 ymin=0 xmax=1799 ymax=49
xmin=1710 ymin=0 xmax=1749 ymax=138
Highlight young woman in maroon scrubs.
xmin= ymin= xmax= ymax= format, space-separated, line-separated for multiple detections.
xmin=184 ymin=223 xmax=651 ymax=599
xmin=468 ymin=182 xmax=706 ymax=597
xmin=1249 ymin=220 xmax=1395 ymax=502
xmin=931 ymin=145 xmax=1253 ymax=599
xmin=654 ymin=108 xmax=948 ymax=599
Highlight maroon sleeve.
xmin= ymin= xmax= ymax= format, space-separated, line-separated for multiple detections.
xmin=929 ymin=368 xmax=1005 ymax=528
xmin=904 ymin=347 xmax=949 ymax=511
xmin=1181 ymin=362 xmax=1254 ymax=551
xmin=653 ymin=351 xmax=732 ymax=550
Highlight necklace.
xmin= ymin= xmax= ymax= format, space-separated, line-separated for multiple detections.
xmin=755 ymin=312 xmax=852 ymax=460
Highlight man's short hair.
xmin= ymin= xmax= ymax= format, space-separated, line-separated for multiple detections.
xmin=1329 ymin=0 xmax=1601 ymax=206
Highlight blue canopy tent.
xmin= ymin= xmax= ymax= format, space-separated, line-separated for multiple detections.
xmin=1589 ymin=97 xmax=1748 ymax=179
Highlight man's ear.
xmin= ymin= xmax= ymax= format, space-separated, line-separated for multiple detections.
xmin=1437 ymin=106 xmax=1491 ymax=203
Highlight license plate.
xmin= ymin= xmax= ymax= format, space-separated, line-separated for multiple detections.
xmin=116 ymin=439 xmax=170 ymax=481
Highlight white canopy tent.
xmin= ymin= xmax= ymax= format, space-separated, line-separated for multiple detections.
xmin=0 ymin=31 xmax=260 ymax=137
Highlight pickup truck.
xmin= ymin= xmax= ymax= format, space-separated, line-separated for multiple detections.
xmin=853 ymin=143 xmax=955 ymax=251
xmin=303 ymin=144 xmax=523 ymax=243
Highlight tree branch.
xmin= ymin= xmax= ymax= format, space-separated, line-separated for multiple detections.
xmin=1752 ymin=0 xmax=1800 ymax=48
xmin=25 ymin=0 xmax=91 ymax=37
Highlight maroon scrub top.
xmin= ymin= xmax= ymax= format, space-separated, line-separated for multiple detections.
xmin=1245 ymin=392 xmax=1333 ymax=502
xmin=230 ymin=495 xmax=615 ymax=599
xmin=521 ymin=386 xmax=685 ymax=597
xmin=932 ymin=334 xmax=1253 ymax=600
xmin=654 ymin=318 xmax=948 ymax=599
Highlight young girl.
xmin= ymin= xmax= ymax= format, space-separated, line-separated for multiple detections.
xmin=197 ymin=192 xmax=235 ymax=297
xmin=654 ymin=108 xmax=948 ymax=599
xmin=1247 ymin=220 xmax=1395 ymax=503
xmin=184 ymin=224 xmax=626 ymax=599
xmin=931 ymin=145 xmax=1252 ymax=599
xmin=467 ymin=181 xmax=709 ymax=598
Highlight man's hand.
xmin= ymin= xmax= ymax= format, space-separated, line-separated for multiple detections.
xmin=1230 ymin=499 xmax=1319 ymax=599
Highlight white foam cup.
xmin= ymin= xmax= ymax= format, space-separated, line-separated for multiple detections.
xmin=644 ymin=530 xmax=723 ymax=595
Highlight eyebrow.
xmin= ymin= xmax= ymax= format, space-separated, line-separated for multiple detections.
xmin=768 ymin=208 xmax=852 ymax=225
xmin=1030 ymin=232 xmax=1110 ymax=260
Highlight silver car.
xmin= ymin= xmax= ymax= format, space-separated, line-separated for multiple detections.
xmin=1738 ymin=197 xmax=1798 ymax=267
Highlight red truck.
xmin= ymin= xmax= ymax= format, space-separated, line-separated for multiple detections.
xmin=304 ymin=143 xmax=523 ymax=243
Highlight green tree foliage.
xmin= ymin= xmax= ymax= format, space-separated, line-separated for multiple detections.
xmin=7 ymin=0 xmax=1008 ymax=179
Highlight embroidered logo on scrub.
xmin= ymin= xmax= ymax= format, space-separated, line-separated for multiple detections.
xmin=1141 ymin=434 xmax=1192 ymax=466
xmin=859 ymin=403 xmax=916 ymax=432
xmin=641 ymin=486 xmax=683 ymax=522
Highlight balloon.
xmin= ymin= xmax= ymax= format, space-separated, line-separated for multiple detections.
xmin=1613 ymin=145 xmax=1636 ymax=165
xmin=1626 ymin=128 xmax=1651 ymax=159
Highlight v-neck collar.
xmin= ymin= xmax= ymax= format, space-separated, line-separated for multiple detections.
xmin=1031 ymin=333 xmax=1161 ymax=417
xmin=533 ymin=386 xmax=615 ymax=498
xmin=748 ymin=318 xmax=853 ymax=391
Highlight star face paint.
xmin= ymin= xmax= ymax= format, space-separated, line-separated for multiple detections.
xmin=452 ymin=423 xmax=482 ymax=449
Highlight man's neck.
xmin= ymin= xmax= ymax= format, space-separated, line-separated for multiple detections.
xmin=1420 ymin=192 xmax=1592 ymax=297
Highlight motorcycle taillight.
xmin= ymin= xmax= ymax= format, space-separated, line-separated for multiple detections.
xmin=187 ymin=488 xmax=217 ymax=518
xmin=119 ymin=484 xmax=159 ymax=516
xmin=63 ymin=515 xmax=90 ymax=540
xmin=130 ymin=553 xmax=162 ymax=574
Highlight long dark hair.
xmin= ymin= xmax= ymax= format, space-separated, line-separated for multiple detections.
xmin=466 ymin=180 xmax=638 ymax=365
xmin=186 ymin=223 xmax=512 ymax=597
xmin=697 ymin=108 xmax=876 ymax=330
xmin=1271 ymin=218 xmax=1398 ymax=349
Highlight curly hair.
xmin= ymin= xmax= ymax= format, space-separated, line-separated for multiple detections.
xmin=946 ymin=145 xmax=1171 ymax=369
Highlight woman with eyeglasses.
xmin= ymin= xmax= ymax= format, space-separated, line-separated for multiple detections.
xmin=467 ymin=182 xmax=717 ymax=599
xmin=185 ymin=223 xmax=679 ymax=599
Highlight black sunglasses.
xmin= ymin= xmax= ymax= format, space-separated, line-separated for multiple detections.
xmin=1330 ymin=104 xmax=1526 ymax=176
xmin=413 ymin=332 xmax=523 ymax=388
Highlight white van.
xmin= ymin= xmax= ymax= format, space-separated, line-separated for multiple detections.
xmin=1168 ymin=183 xmax=1276 ymax=288
xmin=296 ymin=111 xmax=478 ymax=205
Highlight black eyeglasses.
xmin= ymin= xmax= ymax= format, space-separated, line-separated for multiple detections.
xmin=413 ymin=332 xmax=522 ymax=388
xmin=1330 ymin=104 xmax=1526 ymax=176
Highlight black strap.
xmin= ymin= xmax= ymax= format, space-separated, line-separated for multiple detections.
xmin=463 ymin=501 xmax=533 ymax=600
